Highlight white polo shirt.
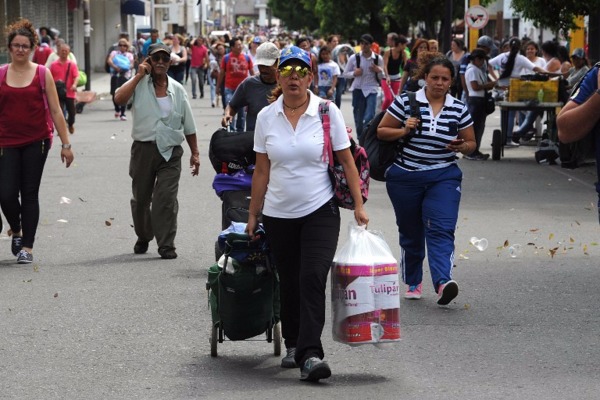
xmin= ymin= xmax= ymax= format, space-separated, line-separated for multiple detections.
xmin=254 ymin=91 xmax=350 ymax=218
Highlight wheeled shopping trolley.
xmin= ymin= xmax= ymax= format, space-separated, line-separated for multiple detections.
xmin=206 ymin=227 xmax=281 ymax=357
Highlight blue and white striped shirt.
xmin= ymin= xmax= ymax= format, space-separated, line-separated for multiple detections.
xmin=387 ymin=88 xmax=473 ymax=171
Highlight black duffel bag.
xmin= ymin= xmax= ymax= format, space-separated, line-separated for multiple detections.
xmin=208 ymin=128 xmax=256 ymax=174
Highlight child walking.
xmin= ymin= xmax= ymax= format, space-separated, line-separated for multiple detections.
xmin=317 ymin=46 xmax=340 ymax=101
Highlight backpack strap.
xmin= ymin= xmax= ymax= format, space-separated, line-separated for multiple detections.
xmin=319 ymin=100 xmax=334 ymax=167
xmin=65 ymin=62 xmax=71 ymax=83
xmin=223 ymin=53 xmax=230 ymax=72
xmin=406 ymin=91 xmax=421 ymax=119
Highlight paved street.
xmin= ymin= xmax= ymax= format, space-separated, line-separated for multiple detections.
xmin=1 ymin=73 xmax=599 ymax=399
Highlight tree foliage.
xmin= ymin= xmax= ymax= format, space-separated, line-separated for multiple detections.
xmin=268 ymin=0 xmax=464 ymax=43
xmin=511 ymin=0 xmax=600 ymax=33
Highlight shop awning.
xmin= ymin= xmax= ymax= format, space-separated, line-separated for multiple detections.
xmin=121 ymin=0 xmax=145 ymax=16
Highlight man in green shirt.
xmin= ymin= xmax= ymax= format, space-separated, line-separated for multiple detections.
xmin=115 ymin=43 xmax=199 ymax=259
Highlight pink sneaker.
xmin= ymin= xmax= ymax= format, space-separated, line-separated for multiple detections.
xmin=120 ymin=115 xmax=127 ymax=121
xmin=437 ymin=280 xmax=459 ymax=305
xmin=404 ymin=283 xmax=422 ymax=299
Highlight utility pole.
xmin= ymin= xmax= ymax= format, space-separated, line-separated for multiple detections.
xmin=83 ymin=0 xmax=91 ymax=91
xmin=443 ymin=0 xmax=453 ymax=53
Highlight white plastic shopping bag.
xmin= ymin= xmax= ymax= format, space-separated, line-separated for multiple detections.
xmin=331 ymin=222 xmax=400 ymax=346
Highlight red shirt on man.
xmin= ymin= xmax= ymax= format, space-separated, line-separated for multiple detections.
xmin=49 ymin=60 xmax=79 ymax=99
xmin=220 ymin=53 xmax=253 ymax=90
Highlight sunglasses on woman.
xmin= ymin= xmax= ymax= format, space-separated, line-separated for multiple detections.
xmin=151 ymin=53 xmax=170 ymax=63
xmin=279 ymin=65 xmax=310 ymax=78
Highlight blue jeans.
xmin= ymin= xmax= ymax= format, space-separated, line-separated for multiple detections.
xmin=505 ymin=110 xmax=516 ymax=142
xmin=386 ymin=164 xmax=462 ymax=291
xmin=224 ymin=87 xmax=246 ymax=132
xmin=189 ymin=67 xmax=206 ymax=98
xmin=208 ymin=75 xmax=216 ymax=104
xmin=513 ymin=111 xmax=542 ymax=139
xmin=352 ymin=90 xmax=377 ymax=140
xmin=318 ymin=86 xmax=334 ymax=100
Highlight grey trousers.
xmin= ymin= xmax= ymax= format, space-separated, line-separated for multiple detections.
xmin=129 ymin=141 xmax=183 ymax=249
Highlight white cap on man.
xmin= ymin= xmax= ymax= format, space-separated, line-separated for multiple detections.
xmin=255 ymin=42 xmax=280 ymax=67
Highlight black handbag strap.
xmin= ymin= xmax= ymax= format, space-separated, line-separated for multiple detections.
xmin=64 ymin=62 xmax=70 ymax=82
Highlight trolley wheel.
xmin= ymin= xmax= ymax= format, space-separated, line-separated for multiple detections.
xmin=273 ymin=323 xmax=281 ymax=356
xmin=210 ymin=325 xmax=218 ymax=357
xmin=492 ymin=129 xmax=502 ymax=160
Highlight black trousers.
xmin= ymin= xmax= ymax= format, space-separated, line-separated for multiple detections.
xmin=60 ymin=97 xmax=76 ymax=128
xmin=262 ymin=199 xmax=340 ymax=366
xmin=0 ymin=139 xmax=50 ymax=249
xmin=467 ymin=96 xmax=487 ymax=154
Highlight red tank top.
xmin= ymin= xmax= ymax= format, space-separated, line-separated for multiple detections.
xmin=0 ymin=68 xmax=52 ymax=147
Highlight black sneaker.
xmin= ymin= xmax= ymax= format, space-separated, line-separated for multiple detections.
xmin=11 ymin=236 xmax=23 ymax=256
xmin=300 ymin=357 xmax=331 ymax=382
xmin=16 ymin=249 xmax=33 ymax=264
xmin=281 ymin=347 xmax=297 ymax=368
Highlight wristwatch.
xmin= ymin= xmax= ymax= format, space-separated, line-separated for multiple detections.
xmin=61 ymin=144 xmax=72 ymax=149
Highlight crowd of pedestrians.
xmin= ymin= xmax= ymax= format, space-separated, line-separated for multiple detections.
xmin=3 ymin=19 xmax=599 ymax=385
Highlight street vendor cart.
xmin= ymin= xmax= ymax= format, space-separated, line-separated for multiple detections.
xmin=491 ymin=77 xmax=563 ymax=161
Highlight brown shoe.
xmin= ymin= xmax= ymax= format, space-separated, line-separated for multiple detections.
xmin=69 ymin=125 xmax=75 ymax=134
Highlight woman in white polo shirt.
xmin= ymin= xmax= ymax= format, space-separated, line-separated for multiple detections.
xmin=247 ymin=46 xmax=368 ymax=382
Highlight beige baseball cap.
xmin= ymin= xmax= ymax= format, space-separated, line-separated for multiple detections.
xmin=255 ymin=42 xmax=279 ymax=66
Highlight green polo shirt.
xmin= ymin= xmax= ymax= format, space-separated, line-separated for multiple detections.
xmin=130 ymin=74 xmax=197 ymax=160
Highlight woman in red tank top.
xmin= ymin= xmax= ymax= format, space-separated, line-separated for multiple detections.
xmin=0 ymin=19 xmax=74 ymax=264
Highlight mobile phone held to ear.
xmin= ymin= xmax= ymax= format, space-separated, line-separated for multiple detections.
xmin=144 ymin=57 xmax=151 ymax=74
xmin=450 ymin=139 xmax=464 ymax=146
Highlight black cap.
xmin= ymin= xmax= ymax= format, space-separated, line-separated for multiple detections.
xmin=360 ymin=34 xmax=374 ymax=44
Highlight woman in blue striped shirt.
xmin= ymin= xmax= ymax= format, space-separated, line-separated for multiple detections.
xmin=377 ymin=57 xmax=475 ymax=306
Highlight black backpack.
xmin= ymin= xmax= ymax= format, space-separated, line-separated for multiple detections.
xmin=359 ymin=92 xmax=421 ymax=181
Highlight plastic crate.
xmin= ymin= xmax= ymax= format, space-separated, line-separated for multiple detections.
xmin=508 ymin=79 xmax=559 ymax=102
